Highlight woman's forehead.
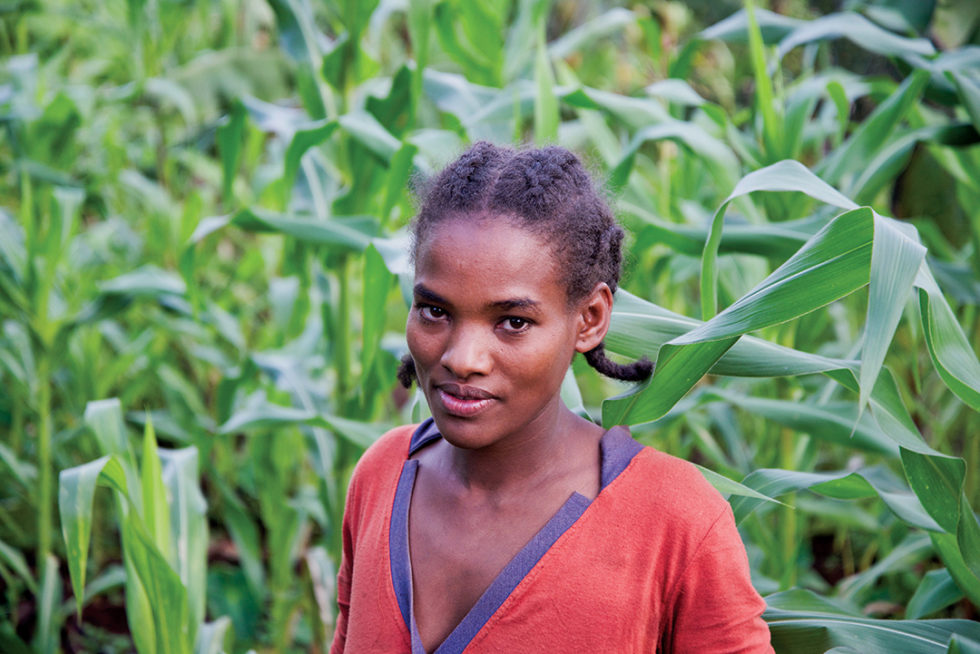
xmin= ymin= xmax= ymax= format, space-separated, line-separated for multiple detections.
xmin=414 ymin=218 xmax=566 ymax=304
xmin=417 ymin=216 xmax=555 ymax=266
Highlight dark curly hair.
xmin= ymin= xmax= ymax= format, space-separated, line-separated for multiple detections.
xmin=396 ymin=141 xmax=653 ymax=388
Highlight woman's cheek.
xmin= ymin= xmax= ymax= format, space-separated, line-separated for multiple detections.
xmin=405 ymin=321 xmax=437 ymax=375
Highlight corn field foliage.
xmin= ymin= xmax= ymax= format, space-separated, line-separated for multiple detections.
xmin=2 ymin=0 xmax=980 ymax=651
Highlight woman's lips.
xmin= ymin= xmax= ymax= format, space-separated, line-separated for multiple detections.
xmin=436 ymin=384 xmax=496 ymax=418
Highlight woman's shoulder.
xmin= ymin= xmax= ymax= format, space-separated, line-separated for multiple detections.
xmin=343 ymin=423 xmax=419 ymax=516
xmin=352 ymin=423 xmax=418 ymax=475
xmin=618 ymin=442 xmax=732 ymax=532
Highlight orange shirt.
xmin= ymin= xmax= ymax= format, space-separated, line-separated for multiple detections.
xmin=331 ymin=420 xmax=773 ymax=653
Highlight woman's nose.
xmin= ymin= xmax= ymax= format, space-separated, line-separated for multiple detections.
xmin=440 ymin=325 xmax=492 ymax=378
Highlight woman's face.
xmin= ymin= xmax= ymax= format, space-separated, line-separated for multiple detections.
xmin=406 ymin=215 xmax=606 ymax=450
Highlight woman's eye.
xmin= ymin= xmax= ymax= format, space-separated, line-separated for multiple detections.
xmin=418 ymin=305 xmax=446 ymax=322
xmin=500 ymin=317 xmax=531 ymax=333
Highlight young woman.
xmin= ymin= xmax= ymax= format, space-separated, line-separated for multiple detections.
xmin=330 ymin=142 xmax=773 ymax=653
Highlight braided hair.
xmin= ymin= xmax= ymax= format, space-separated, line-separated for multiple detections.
xmin=397 ymin=141 xmax=653 ymax=387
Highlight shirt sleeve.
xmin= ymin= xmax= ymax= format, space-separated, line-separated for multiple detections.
xmin=664 ymin=505 xmax=774 ymax=654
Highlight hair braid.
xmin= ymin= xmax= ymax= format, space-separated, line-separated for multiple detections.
xmin=397 ymin=354 xmax=416 ymax=389
xmin=583 ymin=343 xmax=653 ymax=383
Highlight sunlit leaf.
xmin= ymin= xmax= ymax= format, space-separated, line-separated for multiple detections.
xmin=775 ymin=12 xmax=936 ymax=62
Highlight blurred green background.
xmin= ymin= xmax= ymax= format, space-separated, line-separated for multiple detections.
xmin=2 ymin=0 xmax=980 ymax=652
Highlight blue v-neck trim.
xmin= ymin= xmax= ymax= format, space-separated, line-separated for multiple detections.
xmin=390 ymin=419 xmax=643 ymax=654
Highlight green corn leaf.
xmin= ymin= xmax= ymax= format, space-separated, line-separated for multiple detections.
xmin=422 ymin=68 xmax=501 ymax=125
xmin=837 ymin=534 xmax=935 ymax=601
xmin=194 ymin=617 xmax=232 ymax=654
xmin=900 ymin=448 xmax=966 ymax=534
xmin=931 ymin=530 xmax=980 ymax=610
xmin=0 ymin=440 xmax=37 ymax=493
xmin=338 ymin=111 xmax=402 ymax=161
xmin=0 ymin=537 xmax=36 ymax=593
xmin=407 ymin=0 xmax=434 ymax=128
xmin=694 ymin=465 xmax=783 ymax=505
xmin=48 ymin=186 xmax=82 ymax=265
xmin=745 ymin=0 xmax=782 ymax=160
xmin=729 ymin=466 xmax=937 ymax=530
xmin=775 ymin=12 xmax=936 ymax=62
xmin=121 ymin=511 xmax=192 ymax=654
xmin=36 ymin=554 xmax=60 ymax=654
xmin=381 ymin=142 xmax=419 ymax=225
xmin=141 ymin=415 xmax=173 ymax=565
xmin=217 ymin=402 xmax=319 ymax=434
xmin=423 ymin=74 xmax=535 ymax=142
xmin=306 ymin=545 xmax=336 ymax=639
xmin=217 ymin=483 xmax=266 ymax=600
xmin=217 ymin=400 xmax=387 ymax=449
xmin=561 ymin=85 xmax=670 ymax=130
xmin=216 ymin=101 xmax=246 ymax=205
xmin=851 ymin=124 xmax=980 ymax=206
xmin=615 ymin=156 xmax=974 ymax=430
xmin=533 ymin=22 xmax=558 ymax=143
xmin=190 ymin=208 xmax=376 ymax=251
xmin=899 ymin=445 xmax=980 ymax=602
xmin=917 ymin=267 xmax=980 ymax=411
xmin=560 ymin=367 xmax=589 ymax=421
xmin=907 ymin=569 xmax=964 ymax=619
xmin=79 ymin=565 xmax=127 ymax=606
xmin=123 ymin=545 xmax=157 ymax=654
xmin=956 ymin=499 xmax=980 ymax=579
xmin=371 ymin=233 xmax=414 ymax=306
xmin=948 ymin=637 xmax=980 ymax=654
xmin=698 ymin=8 xmax=806 ymax=44
xmin=84 ymin=399 xmax=137 ymax=474
xmin=548 ymin=8 xmax=635 ymax=61
xmin=278 ymin=119 xmax=339 ymax=209
xmin=818 ymin=70 xmax=930 ymax=191
xmin=361 ymin=244 xmax=394 ymax=378
xmin=607 ymin=289 xmax=852 ymax=379
xmin=861 ymin=217 xmax=926 ymax=411
xmin=610 ymin=120 xmax=738 ymax=191
xmin=949 ymin=71 xmax=980 ymax=134
xmin=700 ymin=159 xmax=858 ymax=320
xmin=268 ymin=0 xmax=324 ymax=64
xmin=58 ymin=455 xmax=120 ymax=617
xmin=159 ymin=447 xmax=208 ymax=631
xmin=644 ymin=79 xmax=707 ymax=108
xmin=765 ymin=588 xmax=980 ymax=653
xmin=948 ymin=634 xmax=980 ymax=654
xmin=98 ymin=266 xmax=188 ymax=298
xmin=94 ymin=457 xmax=160 ymax=654
xmin=433 ymin=2 xmax=498 ymax=86
xmin=503 ymin=0 xmax=551 ymax=81
xmin=606 ymin=207 xmax=875 ymax=427
xmin=0 ymin=208 xmax=26 ymax=285
xmin=60 ymin=447 xmax=195 ymax=653
xmin=827 ymin=79 xmax=850 ymax=142
xmin=706 ymin=389 xmax=898 ymax=457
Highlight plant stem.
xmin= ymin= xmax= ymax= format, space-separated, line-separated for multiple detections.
xmin=335 ymin=255 xmax=352 ymax=409
xmin=36 ymin=351 xmax=52 ymax=570
xmin=779 ymin=428 xmax=797 ymax=589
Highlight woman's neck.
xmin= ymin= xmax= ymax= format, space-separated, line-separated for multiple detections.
xmin=444 ymin=404 xmax=603 ymax=500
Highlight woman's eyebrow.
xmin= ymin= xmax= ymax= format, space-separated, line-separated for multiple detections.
xmin=413 ymin=283 xmax=448 ymax=305
xmin=490 ymin=298 xmax=541 ymax=313
xmin=414 ymin=284 xmax=541 ymax=313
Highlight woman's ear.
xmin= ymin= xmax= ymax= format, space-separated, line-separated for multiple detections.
xmin=575 ymin=282 xmax=613 ymax=353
